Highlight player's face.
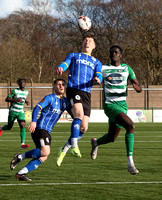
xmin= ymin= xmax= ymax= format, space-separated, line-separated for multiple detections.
xmin=54 ymin=80 xmax=65 ymax=96
xmin=109 ymin=48 xmax=122 ymax=63
xmin=19 ymin=80 xmax=26 ymax=89
xmin=82 ymin=37 xmax=96 ymax=54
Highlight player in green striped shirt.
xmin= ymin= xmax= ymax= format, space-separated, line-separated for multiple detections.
xmin=0 ymin=78 xmax=30 ymax=149
xmin=91 ymin=45 xmax=142 ymax=175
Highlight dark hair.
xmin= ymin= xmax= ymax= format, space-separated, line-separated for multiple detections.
xmin=82 ymin=33 xmax=97 ymax=44
xmin=54 ymin=78 xmax=66 ymax=85
xmin=110 ymin=45 xmax=123 ymax=54
xmin=17 ymin=78 xmax=26 ymax=85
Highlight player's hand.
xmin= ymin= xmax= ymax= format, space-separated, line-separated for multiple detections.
xmin=16 ymin=98 xmax=23 ymax=102
xmin=56 ymin=67 xmax=63 ymax=75
xmin=25 ymin=101 xmax=30 ymax=106
xmin=133 ymin=83 xmax=142 ymax=93
xmin=93 ymin=77 xmax=101 ymax=85
xmin=28 ymin=122 xmax=36 ymax=133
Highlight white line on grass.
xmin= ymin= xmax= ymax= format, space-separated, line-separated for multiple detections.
xmin=0 ymin=140 xmax=162 ymax=143
xmin=0 ymin=181 xmax=162 ymax=186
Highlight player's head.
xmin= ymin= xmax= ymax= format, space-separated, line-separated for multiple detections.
xmin=17 ymin=78 xmax=27 ymax=89
xmin=53 ymin=78 xmax=66 ymax=96
xmin=109 ymin=45 xmax=122 ymax=64
xmin=82 ymin=34 xmax=96 ymax=55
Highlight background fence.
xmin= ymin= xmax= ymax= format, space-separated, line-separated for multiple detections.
xmin=0 ymin=83 xmax=162 ymax=110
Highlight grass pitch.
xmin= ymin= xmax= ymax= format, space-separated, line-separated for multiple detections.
xmin=0 ymin=122 xmax=162 ymax=200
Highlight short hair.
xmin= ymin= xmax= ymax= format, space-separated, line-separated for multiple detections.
xmin=17 ymin=78 xmax=26 ymax=85
xmin=54 ymin=78 xmax=66 ymax=85
xmin=82 ymin=33 xmax=97 ymax=44
xmin=110 ymin=45 xmax=123 ymax=54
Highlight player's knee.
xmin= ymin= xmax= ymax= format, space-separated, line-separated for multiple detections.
xmin=127 ymin=122 xmax=135 ymax=133
xmin=80 ymin=126 xmax=88 ymax=133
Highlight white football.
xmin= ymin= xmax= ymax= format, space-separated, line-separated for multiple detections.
xmin=77 ymin=16 xmax=92 ymax=32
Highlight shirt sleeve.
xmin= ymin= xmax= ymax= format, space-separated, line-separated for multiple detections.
xmin=128 ymin=66 xmax=136 ymax=80
xmin=94 ymin=61 xmax=103 ymax=83
xmin=8 ymin=89 xmax=15 ymax=98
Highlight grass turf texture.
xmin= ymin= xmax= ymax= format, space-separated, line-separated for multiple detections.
xmin=0 ymin=122 xmax=162 ymax=200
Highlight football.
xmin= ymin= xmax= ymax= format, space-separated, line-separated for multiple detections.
xmin=77 ymin=16 xmax=92 ymax=32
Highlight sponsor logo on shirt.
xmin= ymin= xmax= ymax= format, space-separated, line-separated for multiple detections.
xmin=76 ymin=59 xmax=95 ymax=69
xmin=107 ymin=73 xmax=123 ymax=84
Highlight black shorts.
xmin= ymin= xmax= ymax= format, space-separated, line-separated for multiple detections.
xmin=31 ymin=129 xmax=51 ymax=148
xmin=66 ymin=87 xmax=91 ymax=117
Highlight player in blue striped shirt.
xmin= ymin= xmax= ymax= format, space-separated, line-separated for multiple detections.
xmin=10 ymin=79 xmax=72 ymax=181
xmin=56 ymin=34 xmax=102 ymax=166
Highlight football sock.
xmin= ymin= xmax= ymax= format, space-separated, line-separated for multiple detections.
xmin=125 ymin=132 xmax=134 ymax=156
xmin=71 ymin=118 xmax=81 ymax=148
xmin=128 ymin=156 xmax=135 ymax=166
xmin=62 ymin=142 xmax=71 ymax=153
xmin=71 ymin=138 xmax=78 ymax=148
xmin=63 ymin=131 xmax=85 ymax=153
xmin=78 ymin=131 xmax=84 ymax=141
xmin=20 ymin=128 xmax=26 ymax=144
xmin=18 ymin=158 xmax=43 ymax=174
xmin=25 ymin=148 xmax=42 ymax=158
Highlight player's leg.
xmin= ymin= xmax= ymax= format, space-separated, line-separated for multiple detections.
xmin=0 ymin=111 xmax=15 ymax=134
xmin=14 ymin=129 xmax=51 ymax=181
xmin=69 ymin=102 xmax=84 ymax=157
xmin=115 ymin=112 xmax=139 ymax=175
xmin=56 ymin=115 xmax=89 ymax=166
xmin=91 ymin=123 xmax=121 ymax=159
xmin=18 ymin=120 xmax=29 ymax=149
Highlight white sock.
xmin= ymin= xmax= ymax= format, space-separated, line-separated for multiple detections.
xmin=18 ymin=167 xmax=28 ymax=175
xmin=62 ymin=142 xmax=71 ymax=153
xmin=71 ymin=138 xmax=78 ymax=148
xmin=18 ymin=153 xmax=26 ymax=161
xmin=128 ymin=156 xmax=135 ymax=166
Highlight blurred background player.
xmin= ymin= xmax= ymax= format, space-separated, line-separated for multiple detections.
xmin=91 ymin=45 xmax=142 ymax=175
xmin=0 ymin=78 xmax=30 ymax=149
xmin=10 ymin=79 xmax=72 ymax=181
xmin=56 ymin=34 xmax=102 ymax=166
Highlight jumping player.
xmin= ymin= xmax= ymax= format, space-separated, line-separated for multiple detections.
xmin=56 ymin=34 xmax=102 ymax=166
xmin=91 ymin=45 xmax=142 ymax=175
xmin=0 ymin=78 xmax=30 ymax=149
xmin=10 ymin=79 xmax=72 ymax=181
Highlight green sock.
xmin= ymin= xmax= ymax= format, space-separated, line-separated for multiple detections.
xmin=20 ymin=128 xmax=26 ymax=144
xmin=2 ymin=125 xmax=8 ymax=130
xmin=125 ymin=132 xmax=134 ymax=156
xmin=97 ymin=133 xmax=109 ymax=145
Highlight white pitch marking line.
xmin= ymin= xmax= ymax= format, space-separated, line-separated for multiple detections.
xmin=0 ymin=181 xmax=162 ymax=186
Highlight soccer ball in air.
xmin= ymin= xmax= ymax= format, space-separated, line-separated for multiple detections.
xmin=77 ymin=16 xmax=92 ymax=32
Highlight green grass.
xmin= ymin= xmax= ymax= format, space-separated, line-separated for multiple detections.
xmin=0 ymin=123 xmax=162 ymax=200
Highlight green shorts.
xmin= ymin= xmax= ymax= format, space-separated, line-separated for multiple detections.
xmin=8 ymin=110 xmax=26 ymax=123
xmin=104 ymin=101 xmax=128 ymax=127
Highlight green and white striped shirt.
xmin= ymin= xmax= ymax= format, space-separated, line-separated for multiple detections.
xmin=102 ymin=63 xmax=136 ymax=104
xmin=8 ymin=88 xmax=29 ymax=113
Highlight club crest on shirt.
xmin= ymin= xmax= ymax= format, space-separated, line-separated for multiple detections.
xmin=41 ymin=98 xmax=45 ymax=103
xmin=75 ymin=95 xmax=81 ymax=100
